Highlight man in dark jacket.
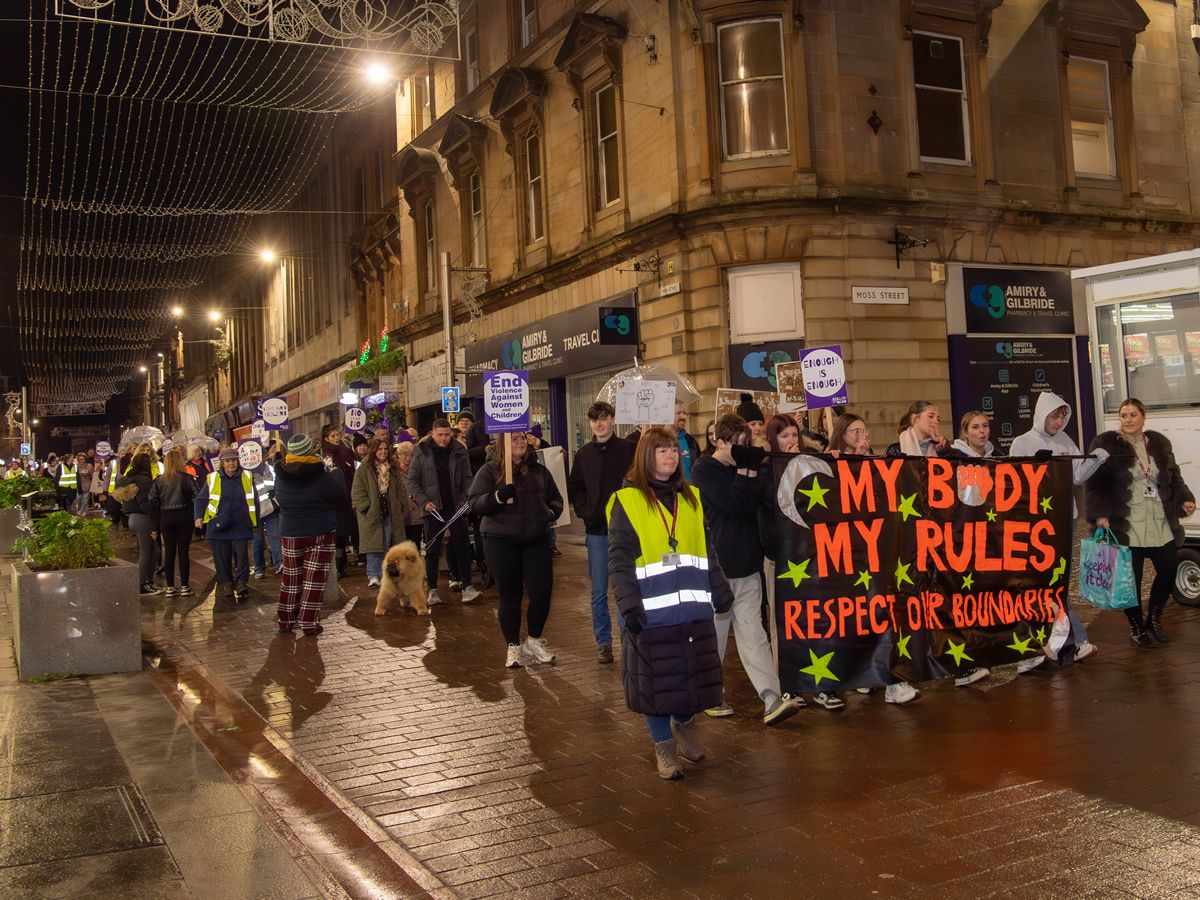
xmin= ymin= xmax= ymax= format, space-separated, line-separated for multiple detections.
xmin=567 ymin=401 xmax=636 ymax=663
xmin=322 ymin=424 xmax=358 ymax=576
xmin=464 ymin=413 xmax=491 ymax=473
xmin=408 ymin=419 xmax=475 ymax=606
xmin=274 ymin=433 xmax=348 ymax=637
xmin=691 ymin=414 xmax=801 ymax=726
xmin=194 ymin=447 xmax=259 ymax=601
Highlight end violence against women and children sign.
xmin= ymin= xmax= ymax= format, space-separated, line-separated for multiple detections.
xmin=772 ymin=454 xmax=1075 ymax=691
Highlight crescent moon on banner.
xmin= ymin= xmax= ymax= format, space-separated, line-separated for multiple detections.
xmin=777 ymin=455 xmax=834 ymax=530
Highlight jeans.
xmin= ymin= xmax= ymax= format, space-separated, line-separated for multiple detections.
xmin=366 ymin=518 xmax=393 ymax=581
xmin=73 ymin=491 xmax=90 ymax=515
xmin=423 ymin=515 xmax=471 ymax=589
xmin=160 ymin=508 xmax=193 ymax=588
xmin=128 ymin=513 xmax=158 ymax=585
xmin=252 ymin=514 xmax=282 ymax=573
xmin=210 ymin=538 xmax=249 ymax=587
xmin=483 ymin=536 xmax=553 ymax=644
xmin=1129 ymin=542 xmax=1177 ymax=627
xmin=714 ymin=574 xmax=781 ymax=704
xmin=645 ymin=714 xmax=691 ymax=742
xmin=585 ymin=533 xmax=613 ymax=646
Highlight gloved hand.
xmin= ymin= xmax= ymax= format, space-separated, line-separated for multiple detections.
xmin=623 ymin=608 xmax=647 ymax=634
xmin=495 ymin=483 xmax=517 ymax=503
xmin=1034 ymin=449 xmax=1054 ymax=461
xmin=730 ymin=443 xmax=766 ymax=469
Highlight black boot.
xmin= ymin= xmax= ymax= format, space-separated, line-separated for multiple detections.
xmin=1129 ymin=624 xmax=1156 ymax=649
xmin=1146 ymin=606 xmax=1170 ymax=644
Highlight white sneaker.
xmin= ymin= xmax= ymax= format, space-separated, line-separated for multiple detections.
xmin=885 ymin=682 xmax=920 ymax=705
xmin=812 ymin=691 xmax=845 ymax=711
xmin=427 ymin=589 xmax=444 ymax=607
xmin=1075 ymin=641 xmax=1098 ymax=662
xmin=505 ymin=644 xmax=523 ymax=668
xmin=954 ymin=667 xmax=990 ymax=687
xmin=449 ymin=580 xmax=464 ymax=592
xmin=855 ymin=687 xmax=873 ymax=694
xmin=461 ymin=586 xmax=481 ymax=604
xmin=1016 ymin=656 xmax=1046 ymax=674
xmin=522 ymin=636 xmax=556 ymax=664
xmin=367 ymin=576 xmax=380 ymax=588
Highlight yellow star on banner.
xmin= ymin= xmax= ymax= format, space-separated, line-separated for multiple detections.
xmin=986 ymin=508 xmax=998 ymax=522
xmin=1036 ymin=625 xmax=1047 ymax=645
xmin=779 ymin=558 xmax=812 ymax=588
xmin=1041 ymin=496 xmax=1053 ymax=513
xmin=896 ymin=493 xmax=921 ymax=522
xmin=945 ymin=639 xmax=974 ymax=667
xmin=1007 ymin=632 xmax=1035 ymax=654
xmin=894 ymin=559 xmax=914 ymax=589
xmin=961 ymin=573 xmax=975 ymax=591
xmin=854 ymin=569 xmax=871 ymax=590
xmin=800 ymin=648 xmax=840 ymax=686
xmin=1049 ymin=557 xmax=1067 ymax=586
xmin=797 ymin=477 xmax=830 ymax=511
xmin=896 ymin=632 xmax=912 ymax=660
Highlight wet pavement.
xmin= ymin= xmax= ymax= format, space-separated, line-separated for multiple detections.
xmin=112 ymin=521 xmax=1200 ymax=898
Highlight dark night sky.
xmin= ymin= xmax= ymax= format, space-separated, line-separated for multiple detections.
xmin=0 ymin=11 xmax=28 ymax=397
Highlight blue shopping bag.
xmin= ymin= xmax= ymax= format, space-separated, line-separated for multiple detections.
xmin=1079 ymin=527 xmax=1138 ymax=610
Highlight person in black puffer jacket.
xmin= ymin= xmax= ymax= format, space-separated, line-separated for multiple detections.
xmin=469 ymin=431 xmax=563 ymax=669
xmin=607 ymin=426 xmax=734 ymax=781
xmin=116 ymin=452 xmax=158 ymax=595
xmin=147 ymin=448 xmax=198 ymax=596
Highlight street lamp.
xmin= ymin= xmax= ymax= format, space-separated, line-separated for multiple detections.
xmin=259 ymin=248 xmax=277 ymax=263
xmin=363 ymin=60 xmax=392 ymax=86
xmin=171 ymin=305 xmax=184 ymax=318
xmin=139 ymin=365 xmax=148 ymax=373
xmin=208 ymin=310 xmax=222 ymax=323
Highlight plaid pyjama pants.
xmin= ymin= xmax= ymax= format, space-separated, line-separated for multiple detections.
xmin=277 ymin=531 xmax=335 ymax=634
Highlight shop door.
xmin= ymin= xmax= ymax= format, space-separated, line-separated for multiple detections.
xmin=529 ymin=387 xmax=551 ymax=444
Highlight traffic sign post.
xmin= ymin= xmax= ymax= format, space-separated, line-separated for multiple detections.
xmin=441 ymin=386 xmax=461 ymax=414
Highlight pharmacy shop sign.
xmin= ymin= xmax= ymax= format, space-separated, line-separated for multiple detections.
xmin=963 ymin=268 xmax=1075 ymax=335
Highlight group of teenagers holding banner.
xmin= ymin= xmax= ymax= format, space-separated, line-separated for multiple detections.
xmin=583 ymin=390 xmax=1194 ymax=780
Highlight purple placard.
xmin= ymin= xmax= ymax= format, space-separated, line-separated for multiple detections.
xmin=800 ymin=345 xmax=848 ymax=409
xmin=483 ymin=370 xmax=531 ymax=434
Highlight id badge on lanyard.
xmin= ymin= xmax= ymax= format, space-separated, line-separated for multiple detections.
xmin=656 ymin=496 xmax=681 ymax=567
xmin=1137 ymin=452 xmax=1159 ymax=499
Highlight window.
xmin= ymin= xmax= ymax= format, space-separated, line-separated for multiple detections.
xmin=1068 ymin=57 xmax=1115 ymax=178
xmin=728 ymin=264 xmax=804 ymax=343
xmin=423 ymin=201 xmax=436 ymax=293
xmin=1095 ymin=293 xmax=1200 ymax=414
xmin=524 ymin=132 xmax=544 ymax=243
xmin=913 ymin=31 xmax=970 ymax=165
xmin=465 ymin=28 xmax=480 ymax=92
xmin=594 ymin=83 xmax=620 ymax=208
xmin=521 ymin=0 xmax=537 ymax=48
xmin=468 ymin=169 xmax=485 ymax=267
xmin=716 ymin=18 xmax=788 ymax=159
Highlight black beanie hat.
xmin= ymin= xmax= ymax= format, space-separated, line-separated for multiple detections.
xmin=352 ymin=433 xmax=369 ymax=447
xmin=735 ymin=392 xmax=765 ymax=424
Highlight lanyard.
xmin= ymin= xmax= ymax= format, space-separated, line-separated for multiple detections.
xmin=1133 ymin=442 xmax=1153 ymax=481
xmin=654 ymin=495 xmax=679 ymax=551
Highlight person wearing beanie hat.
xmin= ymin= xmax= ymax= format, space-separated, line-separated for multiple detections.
xmin=272 ymin=432 xmax=348 ymax=636
xmin=194 ymin=446 xmax=258 ymax=601
xmin=734 ymin=393 xmax=767 ymax=443
xmin=353 ymin=432 xmax=370 ymax=462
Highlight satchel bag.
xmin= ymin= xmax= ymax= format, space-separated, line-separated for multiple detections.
xmin=1079 ymin=527 xmax=1138 ymax=610
xmin=111 ymin=483 xmax=139 ymax=504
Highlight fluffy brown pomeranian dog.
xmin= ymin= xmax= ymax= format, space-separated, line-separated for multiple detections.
xmin=376 ymin=541 xmax=429 ymax=616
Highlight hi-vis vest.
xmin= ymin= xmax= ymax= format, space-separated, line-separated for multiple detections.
xmin=58 ymin=464 xmax=77 ymax=489
xmin=111 ymin=458 xmax=160 ymax=490
xmin=606 ymin=486 xmax=713 ymax=629
xmin=255 ymin=468 xmax=277 ymax=517
xmin=204 ymin=470 xmax=257 ymax=527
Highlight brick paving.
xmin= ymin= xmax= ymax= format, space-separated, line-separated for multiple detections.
xmin=125 ymin=523 xmax=1200 ymax=898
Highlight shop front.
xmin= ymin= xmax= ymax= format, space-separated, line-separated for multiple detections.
xmin=406 ymin=349 xmax=465 ymax=435
xmin=464 ymin=293 xmax=638 ymax=461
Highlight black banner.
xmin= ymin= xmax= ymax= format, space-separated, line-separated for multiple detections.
xmin=773 ymin=455 xmax=1075 ymax=690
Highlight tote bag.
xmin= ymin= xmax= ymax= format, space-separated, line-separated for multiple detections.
xmin=1079 ymin=527 xmax=1138 ymax=610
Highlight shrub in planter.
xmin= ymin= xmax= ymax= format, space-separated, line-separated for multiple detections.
xmin=0 ymin=475 xmax=54 ymax=509
xmin=15 ymin=511 xmax=113 ymax=568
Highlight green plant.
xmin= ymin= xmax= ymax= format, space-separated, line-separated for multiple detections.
xmin=15 ymin=511 xmax=113 ymax=569
xmin=0 ymin=475 xmax=55 ymax=508
xmin=385 ymin=401 xmax=407 ymax=433
xmin=343 ymin=346 xmax=405 ymax=385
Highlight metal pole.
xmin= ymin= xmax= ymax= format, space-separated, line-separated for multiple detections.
xmin=20 ymin=385 xmax=28 ymax=444
xmin=441 ymin=251 xmax=454 ymax=390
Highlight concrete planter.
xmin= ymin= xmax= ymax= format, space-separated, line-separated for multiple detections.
xmin=9 ymin=559 xmax=141 ymax=681
xmin=0 ymin=507 xmax=21 ymax=555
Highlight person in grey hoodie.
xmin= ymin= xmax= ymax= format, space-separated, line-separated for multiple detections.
xmin=1008 ymin=391 xmax=1108 ymax=667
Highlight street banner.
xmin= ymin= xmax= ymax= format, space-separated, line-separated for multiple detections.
xmin=773 ymin=454 xmax=1075 ymax=691
xmin=614 ymin=379 xmax=675 ymax=425
xmin=483 ymin=370 xmax=530 ymax=434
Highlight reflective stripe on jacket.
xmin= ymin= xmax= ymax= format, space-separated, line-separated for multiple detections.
xmin=58 ymin=464 xmax=77 ymax=488
xmin=204 ymin=470 xmax=258 ymax=527
xmin=606 ymin=486 xmax=713 ymax=629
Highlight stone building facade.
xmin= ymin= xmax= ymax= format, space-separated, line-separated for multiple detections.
xmin=377 ymin=0 xmax=1200 ymax=455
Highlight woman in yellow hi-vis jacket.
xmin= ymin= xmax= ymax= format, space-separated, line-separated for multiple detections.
xmin=606 ymin=426 xmax=734 ymax=781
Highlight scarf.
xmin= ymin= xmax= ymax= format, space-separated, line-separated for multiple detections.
xmin=898 ymin=427 xmax=936 ymax=457
xmin=285 ymin=454 xmax=321 ymax=465
xmin=376 ymin=461 xmax=390 ymax=495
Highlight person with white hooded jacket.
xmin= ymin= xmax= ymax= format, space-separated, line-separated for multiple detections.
xmin=1008 ymin=391 xmax=1108 ymax=667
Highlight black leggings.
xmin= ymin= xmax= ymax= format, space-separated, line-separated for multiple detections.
xmin=483 ymin=536 xmax=552 ymax=644
xmin=160 ymin=508 xmax=194 ymax=588
xmin=1128 ymin=542 xmax=1177 ymax=627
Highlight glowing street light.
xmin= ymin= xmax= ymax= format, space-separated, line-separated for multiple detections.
xmin=171 ymin=305 xmax=184 ymax=318
xmin=208 ymin=310 xmax=222 ymax=323
xmin=139 ymin=365 xmax=148 ymax=373
xmin=363 ymin=60 xmax=392 ymax=86
xmin=259 ymin=248 xmax=277 ymax=263
xmin=156 ymin=352 xmax=164 ymax=358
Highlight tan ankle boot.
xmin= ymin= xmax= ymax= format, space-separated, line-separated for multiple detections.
xmin=671 ymin=718 xmax=705 ymax=763
xmin=653 ymin=739 xmax=683 ymax=780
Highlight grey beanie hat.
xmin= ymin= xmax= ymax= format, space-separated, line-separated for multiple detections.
xmin=287 ymin=433 xmax=315 ymax=456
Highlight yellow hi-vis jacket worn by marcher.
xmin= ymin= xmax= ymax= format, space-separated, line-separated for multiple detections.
xmin=58 ymin=464 xmax=77 ymax=489
xmin=203 ymin=469 xmax=258 ymax=527
xmin=111 ymin=458 xmax=160 ymax=491
xmin=606 ymin=486 xmax=714 ymax=629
